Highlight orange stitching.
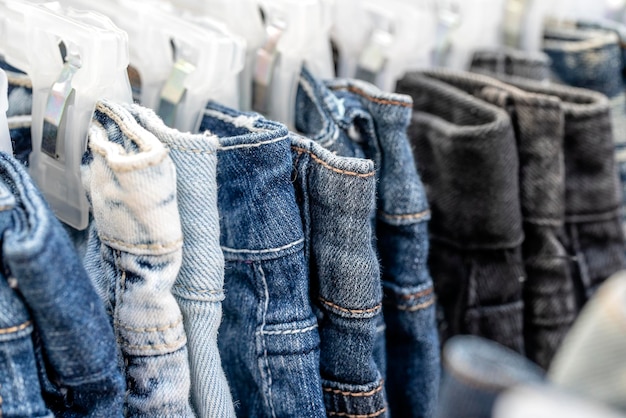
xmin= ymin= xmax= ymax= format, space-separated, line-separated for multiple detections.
xmin=323 ymin=383 xmax=383 ymax=397
xmin=292 ymin=147 xmax=375 ymax=178
xmin=319 ymin=297 xmax=381 ymax=314
xmin=379 ymin=210 xmax=431 ymax=221
xmin=117 ymin=317 xmax=183 ymax=333
xmin=329 ymin=85 xmax=412 ymax=108
xmin=396 ymin=299 xmax=435 ymax=312
xmin=401 ymin=287 xmax=434 ymax=300
xmin=327 ymin=408 xmax=387 ymax=418
xmin=0 ymin=320 xmax=31 ymax=335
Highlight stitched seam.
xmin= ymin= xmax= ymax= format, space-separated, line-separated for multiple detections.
xmin=395 ymin=298 xmax=435 ymax=312
xmin=171 ymin=285 xmax=222 ymax=295
xmin=378 ymin=209 xmax=431 ymax=221
xmin=99 ymin=234 xmax=183 ymax=251
xmin=262 ymin=324 xmax=318 ymax=335
xmin=222 ymin=238 xmax=304 ymax=254
xmin=0 ymin=320 xmax=31 ymax=335
xmin=165 ymin=144 xmax=216 ymax=156
xmin=330 ymin=85 xmax=412 ymax=107
xmin=323 ymin=383 xmax=383 ymax=397
xmin=7 ymin=76 xmax=31 ymax=88
xmin=257 ymin=264 xmax=277 ymax=418
xmin=292 ymin=148 xmax=374 ymax=178
xmin=96 ymin=102 xmax=153 ymax=151
xmin=319 ymin=297 xmax=381 ymax=314
xmin=401 ymin=287 xmax=433 ymax=300
xmin=123 ymin=338 xmax=186 ymax=351
xmin=219 ymin=134 xmax=288 ymax=151
xmin=327 ymin=408 xmax=387 ymax=418
xmin=116 ymin=317 xmax=183 ymax=333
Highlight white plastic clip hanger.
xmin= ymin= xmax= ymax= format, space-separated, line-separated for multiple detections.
xmin=0 ymin=0 xmax=131 ymax=229
xmin=0 ymin=69 xmax=12 ymax=155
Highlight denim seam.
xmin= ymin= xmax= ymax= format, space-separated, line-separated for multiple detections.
xmin=202 ymin=109 xmax=263 ymax=132
xmin=292 ymin=148 xmax=375 ymax=178
xmin=219 ymin=134 xmax=288 ymax=151
xmin=123 ymin=339 xmax=186 ymax=351
xmin=327 ymin=408 xmax=387 ymax=418
xmin=256 ymin=264 xmax=277 ymax=418
xmin=0 ymin=320 xmax=31 ymax=334
xmin=116 ymin=317 xmax=183 ymax=333
xmin=96 ymin=103 xmax=155 ymax=152
xmin=262 ymin=324 xmax=318 ymax=335
xmin=329 ymin=85 xmax=412 ymax=108
xmin=298 ymin=75 xmax=333 ymax=140
xmin=221 ymin=238 xmax=304 ymax=255
xmin=318 ymin=297 xmax=382 ymax=314
xmin=323 ymin=382 xmax=383 ymax=397
xmin=99 ymin=234 xmax=183 ymax=252
xmin=392 ymin=298 xmax=435 ymax=312
xmin=171 ymin=285 xmax=223 ymax=296
xmin=400 ymin=287 xmax=433 ymax=300
xmin=378 ymin=209 xmax=430 ymax=222
xmin=7 ymin=75 xmax=31 ymax=88
xmin=165 ymin=144 xmax=216 ymax=156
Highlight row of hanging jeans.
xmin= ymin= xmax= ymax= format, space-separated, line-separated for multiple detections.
xmin=3 ymin=6 xmax=626 ymax=418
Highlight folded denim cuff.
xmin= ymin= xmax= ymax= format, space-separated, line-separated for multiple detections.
xmin=397 ymin=74 xmax=523 ymax=250
xmin=471 ymin=48 xmax=552 ymax=81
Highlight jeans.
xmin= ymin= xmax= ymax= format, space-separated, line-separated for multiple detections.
xmin=543 ymin=25 xmax=626 ymax=245
xmin=81 ymin=100 xmax=194 ymax=417
xmin=201 ymin=103 xmax=326 ymax=417
xmin=437 ymin=336 xmax=544 ymax=418
xmin=470 ymin=48 xmax=552 ymax=81
xmin=396 ymin=75 xmax=526 ymax=354
xmin=290 ymin=134 xmax=386 ymax=418
xmin=4 ymin=64 xmax=32 ymax=166
xmin=410 ymin=69 xmax=574 ymax=368
xmin=296 ymin=68 xmax=439 ymax=417
xmin=0 ymin=152 xmax=125 ymax=417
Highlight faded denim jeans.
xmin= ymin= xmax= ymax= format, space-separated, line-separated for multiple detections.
xmin=396 ymin=75 xmax=526 ymax=354
xmin=296 ymin=68 xmax=439 ymax=417
xmin=82 ymin=100 xmax=194 ymax=417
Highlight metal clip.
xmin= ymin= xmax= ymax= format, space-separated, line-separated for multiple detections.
xmin=252 ymin=19 xmax=285 ymax=115
xmin=42 ymin=51 xmax=81 ymax=160
xmin=355 ymin=27 xmax=393 ymax=84
xmin=432 ymin=2 xmax=461 ymax=68
xmin=503 ymin=0 xmax=529 ymax=48
xmin=158 ymin=59 xmax=196 ymax=127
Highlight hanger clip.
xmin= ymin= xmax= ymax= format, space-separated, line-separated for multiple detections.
xmin=355 ymin=25 xmax=393 ymax=84
xmin=158 ymin=59 xmax=196 ymax=127
xmin=252 ymin=18 xmax=285 ymax=115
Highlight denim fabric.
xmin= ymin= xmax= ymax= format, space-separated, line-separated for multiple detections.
xmin=543 ymin=26 xmax=626 ymax=244
xmin=436 ymin=336 xmax=545 ymax=418
xmin=396 ymin=75 xmax=526 ymax=353
xmin=412 ymin=69 xmax=574 ymax=368
xmin=470 ymin=48 xmax=552 ymax=81
xmin=127 ymin=105 xmax=236 ymax=418
xmin=0 ymin=152 xmax=125 ymax=416
xmin=81 ymin=100 xmax=194 ymax=417
xmin=296 ymin=69 xmax=439 ymax=417
xmin=290 ymin=135 xmax=386 ymax=418
xmin=201 ymin=103 xmax=326 ymax=417
xmin=476 ymin=74 xmax=626 ymax=307
xmin=4 ymin=67 xmax=32 ymax=166
xmin=549 ymin=271 xmax=626 ymax=411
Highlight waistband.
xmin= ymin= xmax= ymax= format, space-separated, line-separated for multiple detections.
xmin=470 ymin=48 xmax=552 ymax=81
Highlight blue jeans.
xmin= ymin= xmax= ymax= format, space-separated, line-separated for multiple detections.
xmin=202 ymin=103 xmax=326 ymax=417
xmin=81 ymin=100 xmax=195 ymax=417
xmin=296 ymin=68 xmax=439 ymax=417
xmin=0 ymin=151 xmax=124 ymax=417
xmin=128 ymin=104 xmax=236 ymax=417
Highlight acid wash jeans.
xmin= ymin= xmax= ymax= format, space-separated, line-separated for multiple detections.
xmin=296 ymin=68 xmax=439 ymax=417
xmin=127 ymin=105 xmax=236 ymax=418
xmin=407 ymin=69 xmax=573 ymax=368
xmin=81 ymin=100 xmax=194 ymax=417
xmin=199 ymin=103 xmax=326 ymax=417
xmin=0 ymin=152 xmax=125 ymax=417
xmin=396 ymin=75 xmax=526 ymax=354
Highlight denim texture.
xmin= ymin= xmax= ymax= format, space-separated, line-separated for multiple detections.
xmin=413 ymin=69 xmax=574 ymax=368
xmin=437 ymin=336 xmax=544 ymax=418
xmin=290 ymin=134 xmax=385 ymax=418
xmin=296 ymin=69 xmax=439 ymax=417
xmin=396 ymin=75 xmax=526 ymax=353
xmin=470 ymin=48 xmax=552 ymax=81
xmin=81 ymin=100 xmax=194 ymax=417
xmin=477 ymin=74 xmax=626 ymax=308
xmin=543 ymin=26 xmax=626 ymax=244
xmin=5 ymin=66 xmax=33 ymax=166
xmin=128 ymin=105 xmax=236 ymax=418
xmin=201 ymin=103 xmax=326 ymax=417
xmin=0 ymin=152 xmax=125 ymax=417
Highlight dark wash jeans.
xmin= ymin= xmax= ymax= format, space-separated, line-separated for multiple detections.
xmin=203 ymin=104 xmax=327 ymax=417
xmin=396 ymin=75 xmax=526 ymax=354
xmin=0 ymin=152 xmax=125 ymax=417
xmin=411 ymin=69 xmax=574 ymax=368
xmin=470 ymin=48 xmax=552 ymax=82
xmin=296 ymin=68 xmax=439 ymax=417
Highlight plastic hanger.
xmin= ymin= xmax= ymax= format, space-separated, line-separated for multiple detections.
xmin=0 ymin=0 xmax=131 ymax=229
xmin=0 ymin=69 xmax=12 ymax=155
xmin=59 ymin=0 xmax=246 ymax=132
